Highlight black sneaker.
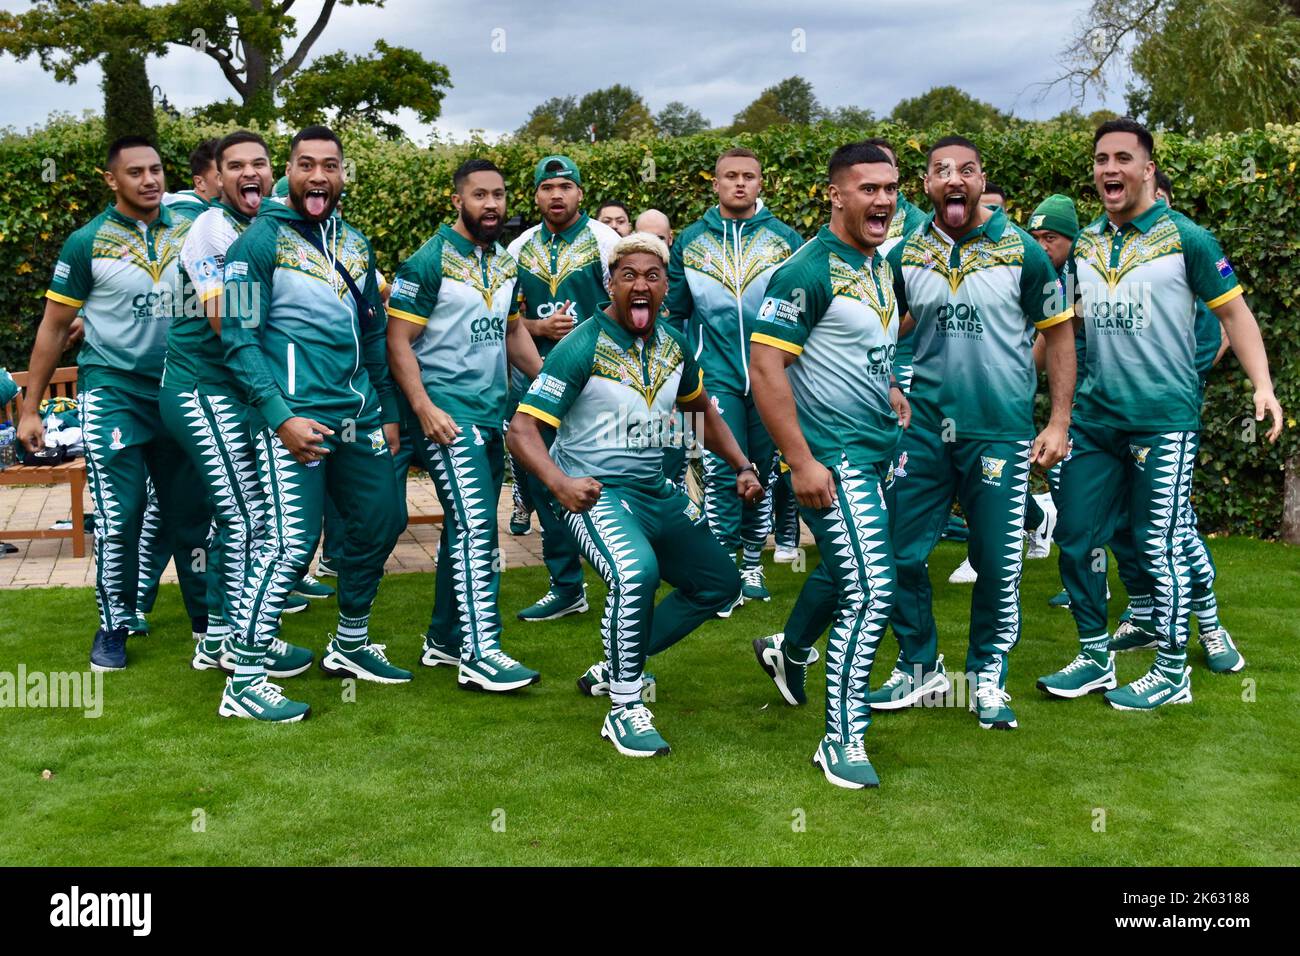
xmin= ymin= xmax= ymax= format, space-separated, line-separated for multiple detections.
xmin=90 ymin=627 xmax=128 ymax=672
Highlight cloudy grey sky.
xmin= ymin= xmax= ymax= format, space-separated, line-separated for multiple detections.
xmin=0 ymin=0 xmax=1127 ymax=139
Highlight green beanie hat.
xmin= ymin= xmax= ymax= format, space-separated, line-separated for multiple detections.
xmin=1027 ymin=194 xmax=1079 ymax=240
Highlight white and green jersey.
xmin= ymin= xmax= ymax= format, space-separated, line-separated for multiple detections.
xmin=46 ymin=203 xmax=190 ymax=398
xmin=752 ymin=225 xmax=901 ymax=467
xmin=1071 ymin=199 xmax=1241 ymax=431
xmin=163 ymin=190 xmax=213 ymax=224
xmin=664 ymin=203 xmax=803 ymax=396
xmin=387 ymin=224 xmax=520 ymax=428
xmin=518 ymin=312 xmax=704 ymax=489
xmin=507 ymin=214 xmax=619 ymax=360
xmin=163 ymin=201 xmax=253 ymax=393
xmin=887 ymin=207 xmax=1070 ymax=441
xmin=882 ymin=192 xmax=929 ymax=372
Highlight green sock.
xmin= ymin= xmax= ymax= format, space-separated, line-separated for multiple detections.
xmin=1192 ymin=591 xmax=1220 ymax=634
xmin=335 ymin=614 xmax=369 ymax=652
xmin=1128 ymin=594 xmax=1154 ymax=628
xmin=202 ymin=619 xmax=228 ymax=657
xmin=228 ymin=640 xmax=267 ymax=693
xmin=741 ymin=543 xmax=762 ymax=567
xmin=1082 ymin=636 xmax=1109 ymax=663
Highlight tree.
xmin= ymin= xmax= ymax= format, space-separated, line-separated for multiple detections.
xmin=1053 ymin=0 xmax=1300 ymax=133
xmin=823 ymin=105 xmax=875 ymax=128
xmin=280 ymin=40 xmax=450 ymax=139
xmin=101 ymin=45 xmax=157 ymax=146
xmin=731 ymin=75 xmax=823 ymax=132
xmin=889 ymin=85 xmax=1011 ymax=130
xmin=516 ymin=86 xmax=653 ymax=142
xmin=655 ymin=101 xmax=710 ymax=138
xmin=0 ymin=1 xmax=451 ymax=128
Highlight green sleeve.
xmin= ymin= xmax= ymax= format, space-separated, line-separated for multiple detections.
xmin=222 ymin=219 xmax=293 ymax=430
xmin=359 ymin=239 xmax=398 ymax=426
xmin=663 ymin=230 xmax=693 ymax=334
xmin=1177 ymin=217 xmax=1243 ymax=309
xmin=386 ymin=238 xmax=443 ymax=326
xmin=886 ymin=239 xmax=909 ymax=318
xmin=750 ymin=250 xmax=829 ymax=356
xmin=1019 ymin=231 xmax=1072 ymax=330
xmin=516 ymin=327 xmax=594 ymax=427
xmin=47 ymin=227 xmax=93 ymax=306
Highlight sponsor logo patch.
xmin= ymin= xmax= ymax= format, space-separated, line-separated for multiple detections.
xmin=757 ymin=296 xmax=800 ymax=325
xmin=980 ymin=455 xmax=1006 ymax=485
xmin=392 ymin=277 xmax=421 ymax=301
xmin=53 ymin=260 xmax=71 ymax=281
xmin=224 ymin=261 xmax=248 ymax=280
xmin=1129 ymin=443 xmax=1150 ymax=468
xmin=1216 ymin=257 xmax=1234 ymax=279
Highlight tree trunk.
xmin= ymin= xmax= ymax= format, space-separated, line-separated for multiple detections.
xmin=1283 ymin=454 xmax=1300 ymax=545
xmin=240 ymin=42 xmax=277 ymax=124
xmin=101 ymin=48 xmax=157 ymax=147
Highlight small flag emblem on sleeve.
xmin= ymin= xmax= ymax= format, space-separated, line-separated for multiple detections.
xmin=1216 ymin=257 xmax=1234 ymax=278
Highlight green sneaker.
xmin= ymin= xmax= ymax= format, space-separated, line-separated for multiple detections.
xmin=281 ymin=593 xmax=310 ymax=615
xmin=219 ymin=637 xmax=314 ymax=678
xmin=867 ymin=654 xmax=951 ymax=710
xmin=420 ymin=635 xmax=460 ymax=668
xmin=218 ymin=677 xmax=310 ymax=723
xmin=508 ymin=501 xmax=533 ymax=536
xmin=1036 ymin=651 xmax=1117 ymax=698
xmin=739 ymin=564 xmax=771 ymax=604
xmin=752 ymin=633 xmax=807 ymax=706
xmin=970 ymin=676 xmax=1017 ymax=730
xmin=128 ymin=614 xmax=150 ymax=636
xmin=1200 ymin=627 xmax=1245 ymax=674
xmin=812 ymin=737 xmax=880 ymax=789
xmin=293 ymin=574 xmax=335 ymax=600
xmin=601 ymin=704 xmax=670 ymax=757
xmin=191 ymin=642 xmax=226 ymax=672
xmin=1047 ymin=589 xmax=1071 ymax=609
xmin=1109 ymin=620 xmax=1158 ymax=653
xmin=315 ymin=557 xmax=337 ymax=578
xmin=320 ymin=640 xmax=413 ymax=684
xmin=517 ymin=587 xmax=589 ymax=622
xmin=1118 ymin=603 xmax=1133 ymax=624
xmin=576 ymin=660 xmax=655 ymax=700
xmin=458 ymin=649 xmax=540 ymax=691
xmin=1105 ymin=661 xmax=1193 ymax=710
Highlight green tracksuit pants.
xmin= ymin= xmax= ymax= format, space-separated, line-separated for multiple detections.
xmin=412 ymin=423 xmax=506 ymax=662
xmin=783 ymin=456 xmax=896 ymax=743
xmin=133 ymin=481 xmax=168 ymax=615
xmin=256 ymin=417 xmax=405 ymax=643
xmin=562 ymin=478 xmax=741 ymax=707
xmin=79 ymin=383 xmax=209 ymax=634
xmin=702 ymin=389 xmax=777 ymax=559
xmin=888 ymin=424 xmax=1032 ymax=685
xmin=1056 ymin=421 xmax=1199 ymax=658
xmin=523 ymin=424 xmax=584 ymax=599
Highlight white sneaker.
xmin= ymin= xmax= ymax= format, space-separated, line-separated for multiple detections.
xmin=1025 ymin=493 xmax=1057 ymax=559
xmin=773 ymin=545 xmax=800 ymax=564
xmin=948 ymin=557 xmax=977 ymax=584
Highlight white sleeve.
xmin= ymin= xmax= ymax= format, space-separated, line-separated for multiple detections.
xmin=181 ymin=209 xmax=237 ymax=303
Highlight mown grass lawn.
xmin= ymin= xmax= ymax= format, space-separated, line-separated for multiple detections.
xmin=1 ymin=537 xmax=1296 ymax=866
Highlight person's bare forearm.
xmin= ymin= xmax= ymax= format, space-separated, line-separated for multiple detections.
xmin=23 ymin=305 xmax=77 ymax=401
xmin=386 ymin=329 xmax=430 ymax=411
xmin=1043 ymin=322 xmax=1076 ymax=427
xmin=506 ymin=318 xmax=542 ymax=379
xmin=1217 ymin=299 xmax=1274 ymax=393
xmin=507 ymin=412 xmax=569 ymax=494
xmin=749 ymin=348 xmax=815 ymax=469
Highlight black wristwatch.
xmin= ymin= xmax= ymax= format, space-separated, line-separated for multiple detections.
xmin=735 ymin=462 xmax=757 ymax=477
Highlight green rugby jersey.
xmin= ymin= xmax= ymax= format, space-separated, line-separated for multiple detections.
xmin=222 ymin=199 xmax=396 ymax=431
xmin=881 ymin=192 xmax=929 ymax=372
xmin=887 ymin=206 xmax=1070 ymax=441
xmin=751 ymin=225 xmax=901 ymax=467
xmin=164 ymin=190 xmax=214 ymax=224
xmin=518 ymin=312 xmax=704 ymax=488
xmin=162 ymin=201 xmax=253 ymax=393
xmin=1071 ymin=199 xmax=1241 ymax=431
xmin=506 ymin=213 xmax=619 ymax=360
xmin=387 ymin=224 xmax=520 ymax=428
xmin=664 ymin=203 xmax=803 ymax=396
xmin=46 ymin=203 xmax=190 ymax=398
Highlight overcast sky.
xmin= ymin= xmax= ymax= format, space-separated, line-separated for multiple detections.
xmin=0 ymin=0 xmax=1127 ymax=140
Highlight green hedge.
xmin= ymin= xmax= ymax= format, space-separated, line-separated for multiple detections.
xmin=2 ymin=114 xmax=1297 ymax=536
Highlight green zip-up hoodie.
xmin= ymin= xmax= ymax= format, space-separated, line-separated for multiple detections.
xmin=221 ymin=199 xmax=396 ymax=432
xmin=664 ymin=202 xmax=802 ymax=396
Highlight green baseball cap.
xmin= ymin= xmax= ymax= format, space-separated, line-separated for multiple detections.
xmin=1027 ymin=194 xmax=1079 ymax=240
xmin=533 ymin=154 xmax=582 ymax=188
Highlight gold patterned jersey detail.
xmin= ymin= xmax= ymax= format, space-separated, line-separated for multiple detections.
xmin=902 ymin=229 xmax=1026 ymax=293
xmin=887 ymin=205 xmax=908 ymax=240
xmin=683 ymin=229 xmax=793 ymax=298
xmin=829 ymin=254 xmax=896 ymax=330
xmin=515 ymin=227 xmax=602 ymax=297
xmin=441 ymin=242 xmax=517 ymax=310
xmin=91 ymin=218 xmax=185 ymax=283
xmin=590 ymin=330 xmax=683 ymax=407
xmin=276 ymin=226 xmax=370 ymax=301
xmin=1074 ymin=218 xmax=1182 ymax=290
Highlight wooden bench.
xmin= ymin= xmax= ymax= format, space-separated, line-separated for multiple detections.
xmin=0 ymin=366 xmax=87 ymax=557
